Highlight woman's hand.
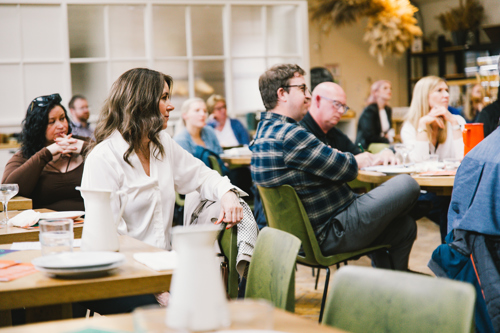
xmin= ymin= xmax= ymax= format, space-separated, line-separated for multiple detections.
xmin=419 ymin=106 xmax=458 ymax=129
xmin=55 ymin=134 xmax=85 ymax=155
xmin=216 ymin=190 xmax=243 ymax=229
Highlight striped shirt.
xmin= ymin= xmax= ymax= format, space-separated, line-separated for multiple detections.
xmin=250 ymin=112 xmax=358 ymax=240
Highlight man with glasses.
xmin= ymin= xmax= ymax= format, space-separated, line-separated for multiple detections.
xmin=301 ymin=82 xmax=396 ymax=169
xmin=69 ymin=95 xmax=94 ymax=138
xmin=250 ymin=64 xmax=419 ymax=271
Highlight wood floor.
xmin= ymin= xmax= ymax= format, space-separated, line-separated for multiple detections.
xmin=294 ymin=217 xmax=441 ymax=321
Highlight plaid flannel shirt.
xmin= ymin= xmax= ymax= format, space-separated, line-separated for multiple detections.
xmin=250 ymin=112 xmax=358 ymax=242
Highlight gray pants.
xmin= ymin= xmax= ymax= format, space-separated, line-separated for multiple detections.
xmin=320 ymin=174 xmax=420 ymax=271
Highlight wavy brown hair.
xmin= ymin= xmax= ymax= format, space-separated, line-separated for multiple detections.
xmin=91 ymin=68 xmax=173 ymax=166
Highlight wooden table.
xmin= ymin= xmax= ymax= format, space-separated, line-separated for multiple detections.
xmin=0 ymin=235 xmax=172 ymax=326
xmin=0 ymin=305 xmax=347 ymax=333
xmin=221 ymin=155 xmax=251 ymax=166
xmin=0 ymin=210 xmax=83 ymax=245
xmin=357 ymin=170 xmax=455 ymax=196
xmin=0 ymin=197 xmax=32 ymax=212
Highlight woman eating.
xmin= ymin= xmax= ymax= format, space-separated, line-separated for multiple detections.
xmin=2 ymin=93 xmax=88 ymax=211
xmin=356 ymin=80 xmax=395 ymax=150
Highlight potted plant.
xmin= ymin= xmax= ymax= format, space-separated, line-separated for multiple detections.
xmin=436 ymin=0 xmax=484 ymax=45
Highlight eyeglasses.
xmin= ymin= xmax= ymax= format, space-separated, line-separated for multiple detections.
xmin=30 ymin=93 xmax=61 ymax=112
xmin=319 ymin=95 xmax=349 ymax=114
xmin=283 ymin=84 xmax=311 ymax=96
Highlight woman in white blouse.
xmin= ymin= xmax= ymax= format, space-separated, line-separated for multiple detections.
xmin=81 ymin=68 xmax=243 ymax=251
xmin=401 ymin=76 xmax=465 ymax=163
xmin=401 ymin=76 xmax=465 ymax=244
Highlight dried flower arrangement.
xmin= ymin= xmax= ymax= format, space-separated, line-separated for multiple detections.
xmin=310 ymin=0 xmax=422 ymax=65
xmin=436 ymin=0 xmax=484 ymax=32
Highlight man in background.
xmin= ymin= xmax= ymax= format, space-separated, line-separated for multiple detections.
xmin=69 ymin=95 xmax=93 ymax=138
xmin=250 ymin=64 xmax=419 ymax=271
xmin=301 ymin=82 xmax=396 ymax=168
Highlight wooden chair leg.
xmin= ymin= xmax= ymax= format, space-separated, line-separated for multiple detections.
xmin=319 ymin=266 xmax=331 ymax=323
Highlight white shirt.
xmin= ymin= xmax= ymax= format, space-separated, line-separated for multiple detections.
xmin=215 ymin=118 xmax=239 ymax=147
xmin=400 ymin=114 xmax=466 ymax=163
xmin=81 ymin=131 xmax=233 ymax=250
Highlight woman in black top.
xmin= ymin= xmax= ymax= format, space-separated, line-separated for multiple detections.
xmin=356 ymin=80 xmax=394 ymax=150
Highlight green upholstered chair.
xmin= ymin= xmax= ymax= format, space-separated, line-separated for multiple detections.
xmin=257 ymin=184 xmax=391 ymax=322
xmin=245 ymin=227 xmax=301 ymax=313
xmin=208 ymin=155 xmax=224 ymax=175
xmin=323 ymin=266 xmax=476 ymax=333
xmin=217 ymin=224 xmax=239 ymax=299
xmin=367 ymin=143 xmax=390 ymax=154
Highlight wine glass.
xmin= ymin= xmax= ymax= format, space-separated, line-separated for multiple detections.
xmin=0 ymin=184 xmax=19 ymax=226
xmin=394 ymin=144 xmax=414 ymax=166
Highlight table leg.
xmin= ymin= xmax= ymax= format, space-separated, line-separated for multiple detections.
xmin=25 ymin=303 xmax=72 ymax=323
xmin=0 ymin=310 xmax=12 ymax=327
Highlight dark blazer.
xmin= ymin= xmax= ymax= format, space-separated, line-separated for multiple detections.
xmin=355 ymin=103 xmax=392 ymax=150
xmin=477 ymin=100 xmax=500 ymax=138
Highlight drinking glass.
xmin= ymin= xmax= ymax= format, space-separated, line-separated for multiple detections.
xmin=39 ymin=219 xmax=74 ymax=256
xmin=0 ymin=184 xmax=19 ymax=227
xmin=394 ymin=144 xmax=414 ymax=166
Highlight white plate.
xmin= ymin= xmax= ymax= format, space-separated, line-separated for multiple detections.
xmin=362 ymin=166 xmax=416 ymax=175
xmin=39 ymin=211 xmax=85 ymax=220
xmin=34 ymin=260 xmax=125 ymax=277
xmin=32 ymin=251 xmax=126 ymax=269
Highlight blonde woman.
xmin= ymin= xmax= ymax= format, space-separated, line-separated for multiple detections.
xmin=401 ymin=76 xmax=466 ymax=244
xmin=401 ymin=76 xmax=466 ymax=164
xmin=206 ymin=94 xmax=250 ymax=147
xmin=462 ymin=83 xmax=487 ymax=123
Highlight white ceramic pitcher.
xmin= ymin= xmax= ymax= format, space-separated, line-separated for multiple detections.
xmin=76 ymin=187 xmax=128 ymax=252
xmin=166 ymin=224 xmax=230 ymax=331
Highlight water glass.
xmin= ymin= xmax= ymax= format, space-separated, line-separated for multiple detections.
xmin=426 ymin=154 xmax=439 ymax=171
xmin=229 ymin=299 xmax=274 ymax=330
xmin=0 ymin=184 xmax=19 ymax=227
xmin=39 ymin=219 xmax=74 ymax=256
xmin=444 ymin=158 xmax=461 ymax=171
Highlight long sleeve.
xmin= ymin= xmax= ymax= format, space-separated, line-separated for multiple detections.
xmin=2 ymin=149 xmax=53 ymax=197
xmin=356 ymin=104 xmax=389 ymax=149
xmin=400 ymin=121 xmax=428 ymax=163
xmin=283 ymin=126 xmax=358 ymax=183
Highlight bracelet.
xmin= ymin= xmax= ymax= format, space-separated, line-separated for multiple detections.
xmin=417 ymin=127 xmax=427 ymax=133
xmin=229 ymin=188 xmax=240 ymax=199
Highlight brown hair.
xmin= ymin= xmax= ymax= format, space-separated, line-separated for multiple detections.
xmin=259 ymin=64 xmax=305 ymax=111
xmin=91 ymin=68 xmax=173 ymax=166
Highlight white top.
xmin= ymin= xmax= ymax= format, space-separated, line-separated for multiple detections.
xmin=81 ymin=131 xmax=233 ymax=250
xmin=400 ymin=114 xmax=466 ymax=163
xmin=215 ymin=118 xmax=239 ymax=147
xmin=379 ymin=108 xmax=395 ymax=143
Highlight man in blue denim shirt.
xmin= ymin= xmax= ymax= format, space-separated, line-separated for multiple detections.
xmin=250 ymin=64 xmax=420 ymax=270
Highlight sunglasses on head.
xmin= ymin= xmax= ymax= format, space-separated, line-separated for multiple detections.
xmin=30 ymin=93 xmax=62 ymax=112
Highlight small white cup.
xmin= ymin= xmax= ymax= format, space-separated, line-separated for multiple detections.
xmin=39 ymin=219 xmax=74 ymax=256
xmin=426 ymin=154 xmax=440 ymax=171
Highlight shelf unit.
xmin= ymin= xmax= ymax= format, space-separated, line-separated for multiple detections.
xmin=407 ymin=36 xmax=500 ymax=104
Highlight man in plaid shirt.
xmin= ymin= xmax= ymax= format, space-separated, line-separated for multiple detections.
xmin=250 ymin=64 xmax=420 ymax=270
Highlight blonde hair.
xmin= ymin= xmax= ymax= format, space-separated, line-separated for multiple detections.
xmin=174 ymin=97 xmax=205 ymax=136
xmin=462 ymin=83 xmax=486 ymax=121
xmin=406 ymin=76 xmax=448 ymax=144
xmin=206 ymin=94 xmax=226 ymax=115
